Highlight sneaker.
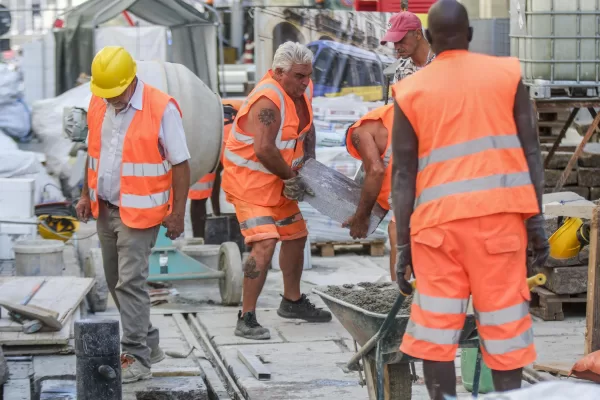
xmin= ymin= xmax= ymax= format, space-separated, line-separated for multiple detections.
xmin=121 ymin=353 xmax=152 ymax=384
xmin=234 ymin=311 xmax=271 ymax=340
xmin=150 ymin=346 xmax=165 ymax=364
xmin=277 ymin=294 xmax=332 ymax=322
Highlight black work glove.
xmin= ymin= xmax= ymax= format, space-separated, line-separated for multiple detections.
xmin=395 ymin=244 xmax=414 ymax=296
xmin=526 ymin=214 xmax=550 ymax=268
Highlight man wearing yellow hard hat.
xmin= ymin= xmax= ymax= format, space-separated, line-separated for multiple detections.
xmin=75 ymin=46 xmax=191 ymax=384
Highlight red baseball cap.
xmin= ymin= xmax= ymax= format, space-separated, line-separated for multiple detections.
xmin=380 ymin=12 xmax=423 ymax=45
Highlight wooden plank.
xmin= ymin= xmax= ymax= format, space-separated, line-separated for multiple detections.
xmin=0 ymin=302 xmax=61 ymax=331
xmin=2 ymin=344 xmax=74 ymax=356
xmin=585 ymin=206 xmax=600 ymax=354
xmin=533 ymin=361 xmax=573 ymax=377
xmin=237 ymin=349 xmax=271 ymax=380
xmin=0 ymin=314 xmax=73 ymax=346
xmin=0 ymin=311 xmax=24 ymax=332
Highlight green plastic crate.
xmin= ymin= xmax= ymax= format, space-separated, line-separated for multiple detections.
xmin=461 ymin=348 xmax=495 ymax=394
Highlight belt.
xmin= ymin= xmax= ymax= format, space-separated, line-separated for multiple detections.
xmin=101 ymin=199 xmax=119 ymax=209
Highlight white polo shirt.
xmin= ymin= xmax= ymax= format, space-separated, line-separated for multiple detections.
xmin=96 ymin=79 xmax=191 ymax=206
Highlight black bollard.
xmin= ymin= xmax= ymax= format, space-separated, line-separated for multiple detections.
xmin=75 ymin=319 xmax=121 ymax=400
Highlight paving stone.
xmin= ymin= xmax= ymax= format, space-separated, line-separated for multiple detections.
xmin=579 ymin=143 xmax=600 ymax=167
xmin=544 ymin=169 xmax=577 ymax=187
xmin=3 ymin=378 xmax=30 ymax=400
xmin=541 ymin=266 xmax=588 ymax=295
xmin=134 ymin=377 xmax=208 ymax=400
xmin=39 ymin=379 xmax=76 ymax=400
xmin=545 ymin=186 xmax=590 ymax=199
xmin=542 ymin=151 xmax=572 ymax=169
xmin=32 ymin=355 xmax=75 ymax=395
xmin=7 ymin=361 xmax=33 ymax=380
xmin=0 ymin=347 xmax=8 ymax=386
xmin=578 ymin=168 xmax=600 ymax=187
xmin=591 ymin=187 xmax=600 ymax=200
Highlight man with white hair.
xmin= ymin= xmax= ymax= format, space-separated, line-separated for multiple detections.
xmin=221 ymin=41 xmax=332 ymax=340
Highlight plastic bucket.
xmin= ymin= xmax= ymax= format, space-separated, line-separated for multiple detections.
xmin=181 ymin=244 xmax=220 ymax=269
xmin=460 ymin=348 xmax=495 ymax=394
xmin=13 ymin=239 xmax=65 ymax=277
xmin=271 ymin=239 xmax=312 ymax=271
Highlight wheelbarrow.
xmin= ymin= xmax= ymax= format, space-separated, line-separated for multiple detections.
xmin=148 ymin=226 xmax=243 ymax=305
xmin=312 ymin=273 xmax=547 ymax=400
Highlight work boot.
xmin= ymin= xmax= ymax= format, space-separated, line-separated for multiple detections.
xmin=277 ymin=294 xmax=332 ymax=322
xmin=150 ymin=346 xmax=165 ymax=364
xmin=121 ymin=353 xmax=152 ymax=384
xmin=234 ymin=311 xmax=271 ymax=340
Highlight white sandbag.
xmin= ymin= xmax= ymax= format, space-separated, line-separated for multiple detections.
xmin=0 ymin=100 xmax=31 ymax=139
xmin=479 ymin=381 xmax=600 ymax=400
xmin=0 ymin=64 xmax=23 ymax=105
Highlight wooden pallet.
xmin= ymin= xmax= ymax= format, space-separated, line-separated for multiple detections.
xmin=311 ymin=240 xmax=386 ymax=257
xmin=530 ymin=286 xmax=586 ymax=321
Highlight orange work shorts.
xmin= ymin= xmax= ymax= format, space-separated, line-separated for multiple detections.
xmin=400 ymin=213 xmax=536 ymax=371
xmin=228 ymin=195 xmax=308 ymax=244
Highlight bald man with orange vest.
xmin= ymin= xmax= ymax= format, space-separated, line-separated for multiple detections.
xmin=75 ymin=46 xmax=191 ymax=384
xmin=221 ymin=42 xmax=332 ymax=340
xmin=188 ymin=101 xmax=242 ymax=238
xmin=391 ymin=1 xmax=549 ymax=397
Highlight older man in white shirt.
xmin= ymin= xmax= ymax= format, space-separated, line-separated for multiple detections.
xmin=76 ymin=46 xmax=190 ymax=383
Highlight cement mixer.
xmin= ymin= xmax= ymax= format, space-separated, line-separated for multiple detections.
xmin=63 ymin=60 xmax=242 ymax=307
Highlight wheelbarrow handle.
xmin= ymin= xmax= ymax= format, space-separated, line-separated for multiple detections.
xmin=346 ymin=287 xmax=413 ymax=371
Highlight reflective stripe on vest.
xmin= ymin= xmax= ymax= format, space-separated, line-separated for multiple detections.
xmin=191 ymin=181 xmax=214 ymax=191
xmin=413 ymin=290 xmax=468 ymax=315
xmin=122 ymin=160 xmax=171 ymax=177
xmin=89 ymin=156 xmax=99 ymax=172
xmin=239 ymin=212 xmax=303 ymax=230
xmin=405 ymin=320 xmax=462 ymax=345
xmin=481 ymin=329 xmax=534 ymax=355
xmin=121 ymin=190 xmax=171 ymax=209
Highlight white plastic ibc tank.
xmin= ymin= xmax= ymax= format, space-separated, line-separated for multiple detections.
xmin=136 ymin=61 xmax=224 ymax=184
xmin=510 ymin=0 xmax=600 ymax=84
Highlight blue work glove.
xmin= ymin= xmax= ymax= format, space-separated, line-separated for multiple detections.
xmin=395 ymin=244 xmax=414 ymax=296
xmin=526 ymin=214 xmax=550 ymax=268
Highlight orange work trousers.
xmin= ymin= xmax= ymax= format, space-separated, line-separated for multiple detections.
xmin=400 ymin=213 xmax=536 ymax=371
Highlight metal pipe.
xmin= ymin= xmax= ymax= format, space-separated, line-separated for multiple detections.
xmin=147 ymin=271 xmax=225 ymax=282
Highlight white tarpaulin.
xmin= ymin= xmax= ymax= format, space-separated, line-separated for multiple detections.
xmin=95 ymin=26 xmax=167 ymax=63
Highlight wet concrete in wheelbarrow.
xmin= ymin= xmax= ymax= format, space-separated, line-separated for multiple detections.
xmin=324 ymin=282 xmax=414 ymax=314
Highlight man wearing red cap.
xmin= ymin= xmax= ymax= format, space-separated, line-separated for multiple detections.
xmin=382 ymin=11 xmax=435 ymax=84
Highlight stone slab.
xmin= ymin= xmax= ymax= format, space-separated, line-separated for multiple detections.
xmin=39 ymin=379 xmax=76 ymax=400
xmin=578 ymin=168 xmax=600 ymax=187
xmin=0 ymin=347 xmax=7 ymax=386
xmin=591 ymin=187 xmax=600 ymax=201
xmin=7 ymin=360 xmax=33 ymax=380
xmin=541 ymin=266 xmax=588 ymax=295
xmin=578 ymin=143 xmax=600 ymax=167
xmin=544 ymin=169 xmax=577 ymax=187
xmin=301 ymin=257 xmax=388 ymax=287
xmin=133 ymin=377 xmax=208 ymax=400
xmin=545 ymin=186 xmax=590 ymax=200
xmin=196 ymin=309 xmax=285 ymax=346
xmin=3 ymin=378 xmax=30 ymax=400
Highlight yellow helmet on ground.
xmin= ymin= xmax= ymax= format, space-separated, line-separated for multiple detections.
xmin=90 ymin=46 xmax=137 ymax=98
xmin=549 ymin=217 xmax=584 ymax=259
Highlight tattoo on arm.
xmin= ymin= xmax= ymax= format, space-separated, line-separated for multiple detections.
xmin=258 ymin=108 xmax=276 ymax=126
xmin=243 ymin=256 xmax=260 ymax=279
xmin=351 ymin=131 xmax=361 ymax=149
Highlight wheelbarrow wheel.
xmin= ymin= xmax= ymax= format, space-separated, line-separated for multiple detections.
xmin=365 ymin=359 xmax=412 ymax=400
xmin=218 ymin=242 xmax=243 ymax=306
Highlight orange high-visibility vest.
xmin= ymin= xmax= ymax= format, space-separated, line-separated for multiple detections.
xmin=189 ymin=100 xmax=242 ymax=201
xmin=345 ymin=104 xmax=394 ymax=210
xmin=221 ymin=71 xmax=314 ymax=207
xmin=87 ymin=84 xmax=181 ymax=229
xmin=393 ymin=50 xmax=539 ymax=234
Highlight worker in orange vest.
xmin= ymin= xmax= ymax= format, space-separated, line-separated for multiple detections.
xmin=344 ymin=104 xmax=412 ymax=282
xmin=75 ymin=47 xmax=191 ymax=383
xmin=391 ymin=1 xmax=548 ymax=398
xmin=188 ymin=100 xmax=241 ymax=238
xmin=221 ymin=42 xmax=331 ymax=340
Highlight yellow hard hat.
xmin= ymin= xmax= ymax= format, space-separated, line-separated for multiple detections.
xmin=549 ymin=217 xmax=583 ymax=259
xmin=90 ymin=46 xmax=137 ymax=98
xmin=37 ymin=215 xmax=79 ymax=242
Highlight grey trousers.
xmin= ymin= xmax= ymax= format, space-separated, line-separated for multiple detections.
xmin=96 ymin=201 xmax=160 ymax=368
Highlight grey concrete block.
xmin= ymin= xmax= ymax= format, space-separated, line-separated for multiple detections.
xmin=540 ymin=143 xmax=576 ymax=153
xmin=544 ymin=169 xmax=577 ymax=187
xmin=545 ymin=247 xmax=588 ymax=267
xmin=545 ymin=186 xmax=590 ymax=199
xmin=579 ymin=143 xmax=600 ymax=167
xmin=542 ymin=151 xmax=572 ymax=169
xmin=578 ymin=168 xmax=600 ymax=187
xmin=33 ymin=356 xmax=75 ymax=394
xmin=299 ymin=159 xmax=387 ymax=234
xmin=541 ymin=266 xmax=588 ymax=295
xmin=40 ymin=380 xmax=76 ymax=400
xmin=3 ymin=378 xmax=30 ymax=400
xmin=0 ymin=347 xmax=8 ymax=386
xmin=134 ymin=377 xmax=208 ymax=400
xmin=7 ymin=361 xmax=33 ymax=380
xmin=590 ymin=187 xmax=600 ymax=200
